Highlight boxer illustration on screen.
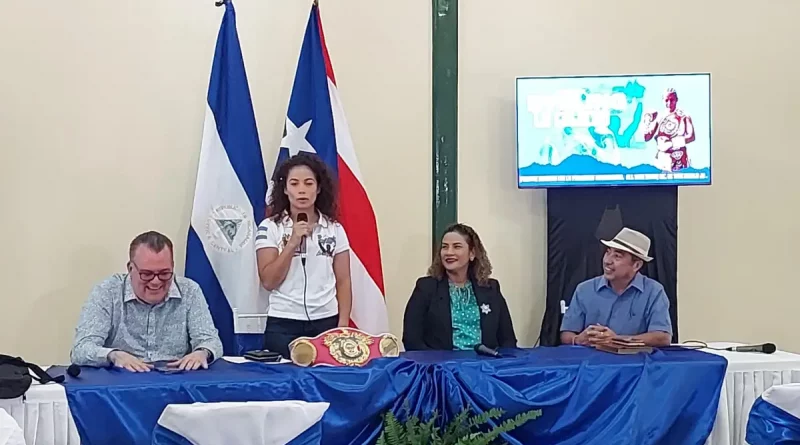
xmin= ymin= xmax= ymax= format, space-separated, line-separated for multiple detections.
xmin=642 ymin=88 xmax=696 ymax=172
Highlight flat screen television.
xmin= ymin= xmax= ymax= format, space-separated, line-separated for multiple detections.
xmin=516 ymin=73 xmax=711 ymax=188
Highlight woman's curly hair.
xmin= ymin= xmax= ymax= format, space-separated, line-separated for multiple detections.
xmin=428 ymin=223 xmax=493 ymax=286
xmin=268 ymin=153 xmax=339 ymax=221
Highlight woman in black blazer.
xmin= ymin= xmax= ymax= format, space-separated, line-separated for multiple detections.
xmin=402 ymin=223 xmax=517 ymax=351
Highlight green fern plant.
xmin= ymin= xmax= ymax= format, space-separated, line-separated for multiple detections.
xmin=376 ymin=406 xmax=542 ymax=445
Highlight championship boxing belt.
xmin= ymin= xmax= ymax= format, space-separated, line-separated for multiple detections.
xmin=288 ymin=328 xmax=401 ymax=367
xmin=671 ymin=136 xmax=686 ymax=149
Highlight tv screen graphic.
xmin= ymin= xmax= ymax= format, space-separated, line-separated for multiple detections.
xmin=516 ymin=73 xmax=711 ymax=188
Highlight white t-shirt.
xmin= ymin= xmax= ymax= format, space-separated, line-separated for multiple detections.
xmin=255 ymin=213 xmax=350 ymax=321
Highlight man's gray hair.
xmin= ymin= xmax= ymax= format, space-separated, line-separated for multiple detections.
xmin=129 ymin=231 xmax=173 ymax=260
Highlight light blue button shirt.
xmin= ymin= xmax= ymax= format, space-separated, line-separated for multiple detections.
xmin=560 ymin=273 xmax=672 ymax=336
xmin=70 ymin=274 xmax=223 ymax=366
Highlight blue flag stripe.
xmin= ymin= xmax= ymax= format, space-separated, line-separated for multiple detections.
xmin=272 ymin=147 xmax=291 ymax=182
xmin=187 ymin=228 xmax=236 ymax=354
xmin=187 ymin=229 xmax=263 ymax=355
xmin=186 ymin=1 xmax=268 ymax=355
xmin=285 ymin=7 xmax=339 ymax=175
xmin=207 ymin=3 xmax=267 ymax=218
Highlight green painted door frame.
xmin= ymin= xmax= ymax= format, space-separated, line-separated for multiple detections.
xmin=431 ymin=0 xmax=458 ymax=250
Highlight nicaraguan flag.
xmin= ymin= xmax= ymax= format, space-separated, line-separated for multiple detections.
xmin=186 ymin=0 xmax=267 ymax=355
xmin=746 ymin=383 xmax=800 ymax=444
xmin=273 ymin=3 xmax=389 ymax=333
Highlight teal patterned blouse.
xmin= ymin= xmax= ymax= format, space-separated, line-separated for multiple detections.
xmin=449 ymin=281 xmax=482 ymax=350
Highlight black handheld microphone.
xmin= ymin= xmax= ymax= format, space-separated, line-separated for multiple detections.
xmin=474 ymin=344 xmax=502 ymax=358
xmin=49 ymin=364 xmax=80 ymax=384
xmin=67 ymin=364 xmax=81 ymax=378
xmin=296 ymin=213 xmax=308 ymax=266
xmin=724 ymin=343 xmax=777 ymax=354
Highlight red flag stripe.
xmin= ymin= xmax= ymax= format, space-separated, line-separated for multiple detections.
xmin=337 ymin=156 xmax=386 ymax=294
xmin=316 ymin=3 xmax=389 ymax=334
xmin=315 ymin=7 xmax=337 ymax=86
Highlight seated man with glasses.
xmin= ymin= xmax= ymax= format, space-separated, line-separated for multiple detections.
xmin=70 ymin=231 xmax=223 ymax=372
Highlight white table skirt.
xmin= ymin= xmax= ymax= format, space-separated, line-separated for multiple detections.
xmin=3 ymin=346 xmax=799 ymax=445
xmin=0 ymin=383 xmax=79 ymax=445
xmin=703 ymin=342 xmax=800 ymax=445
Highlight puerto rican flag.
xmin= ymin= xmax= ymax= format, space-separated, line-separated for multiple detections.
xmin=274 ymin=3 xmax=389 ymax=333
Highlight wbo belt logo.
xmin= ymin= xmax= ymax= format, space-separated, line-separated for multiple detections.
xmin=205 ymin=204 xmax=253 ymax=253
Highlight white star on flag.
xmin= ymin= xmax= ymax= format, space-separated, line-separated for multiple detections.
xmin=281 ymin=118 xmax=316 ymax=156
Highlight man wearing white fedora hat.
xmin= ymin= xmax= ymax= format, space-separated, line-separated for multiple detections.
xmin=560 ymin=227 xmax=672 ymax=348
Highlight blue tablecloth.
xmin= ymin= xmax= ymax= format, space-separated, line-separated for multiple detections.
xmin=51 ymin=346 xmax=727 ymax=445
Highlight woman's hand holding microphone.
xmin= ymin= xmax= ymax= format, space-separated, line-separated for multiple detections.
xmin=288 ymin=214 xmax=314 ymax=251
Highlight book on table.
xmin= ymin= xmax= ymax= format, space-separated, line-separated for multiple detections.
xmin=595 ymin=336 xmax=653 ymax=355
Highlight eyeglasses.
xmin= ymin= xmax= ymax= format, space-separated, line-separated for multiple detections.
xmin=130 ymin=261 xmax=174 ymax=282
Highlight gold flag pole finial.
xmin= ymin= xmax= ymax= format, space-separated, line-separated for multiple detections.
xmin=313 ymin=0 xmax=319 ymax=6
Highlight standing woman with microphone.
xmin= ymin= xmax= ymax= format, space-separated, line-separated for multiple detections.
xmin=255 ymin=153 xmax=352 ymax=358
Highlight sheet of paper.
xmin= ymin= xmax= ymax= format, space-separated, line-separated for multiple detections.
xmin=222 ymin=356 xmax=292 ymax=365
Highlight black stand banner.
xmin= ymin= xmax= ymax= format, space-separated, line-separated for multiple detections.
xmin=539 ymin=186 xmax=678 ymax=346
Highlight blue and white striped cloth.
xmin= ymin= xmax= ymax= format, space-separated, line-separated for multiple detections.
xmin=152 ymin=401 xmax=329 ymax=445
xmin=747 ymin=383 xmax=800 ymax=444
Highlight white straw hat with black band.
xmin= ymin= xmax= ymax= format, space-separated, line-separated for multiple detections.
xmin=600 ymin=228 xmax=653 ymax=262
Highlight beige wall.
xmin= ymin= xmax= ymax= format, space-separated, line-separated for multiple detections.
xmin=0 ymin=0 xmax=430 ymax=363
xmin=459 ymin=0 xmax=800 ymax=350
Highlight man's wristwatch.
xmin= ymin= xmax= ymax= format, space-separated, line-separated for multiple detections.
xmin=197 ymin=348 xmax=213 ymax=361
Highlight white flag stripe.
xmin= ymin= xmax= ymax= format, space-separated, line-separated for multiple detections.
xmin=328 ymin=79 xmax=364 ymax=186
xmin=328 ymin=79 xmax=390 ymax=334
xmin=348 ymin=252 xmax=390 ymax=334
xmin=190 ymin=106 xmax=266 ymax=334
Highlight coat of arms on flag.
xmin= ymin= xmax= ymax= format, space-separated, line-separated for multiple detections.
xmin=185 ymin=0 xmax=268 ymax=355
xmin=186 ymin=1 xmax=389 ymax=355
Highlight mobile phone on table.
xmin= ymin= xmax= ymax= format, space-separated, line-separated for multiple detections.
xmin=150 ymin=361 xmax=185 ymax=374
xmin=243 ymin=350 xmax=283 ymax=363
